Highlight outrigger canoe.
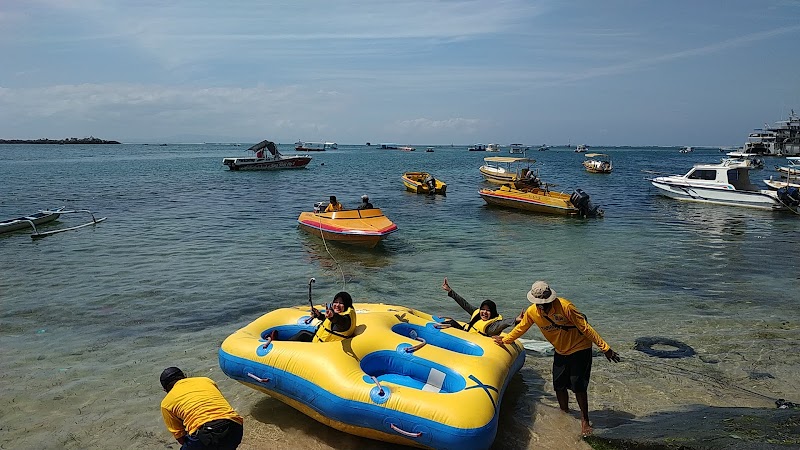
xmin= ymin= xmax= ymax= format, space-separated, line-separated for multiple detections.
xmin=219 ymin=302 xmax=525 ymax=450
xmin=401 ymin=172 xmax=447 ymax=195
xmin=479 ymin=185 xmax=603 ymax=217
xmin=297 ymin=207 xmax=398 ymax=248
xmin=0 ymin=208 xmax=62 ymax=234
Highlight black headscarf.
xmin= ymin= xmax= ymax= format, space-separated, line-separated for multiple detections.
xmin=466 ymin=299 xmax=499 ymax=330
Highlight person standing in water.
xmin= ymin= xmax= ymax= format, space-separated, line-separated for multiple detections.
xmin=493 ymin=281 xmax=620 ymax=436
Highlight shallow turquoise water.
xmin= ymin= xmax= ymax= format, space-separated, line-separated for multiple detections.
xmin=1 ymin=144 xmax=798 ymax=449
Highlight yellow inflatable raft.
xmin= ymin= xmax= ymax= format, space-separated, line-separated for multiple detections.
xmin=219 ymin=303 xmax=525 ymax=449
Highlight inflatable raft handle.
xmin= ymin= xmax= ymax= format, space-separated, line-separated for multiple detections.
xmin=370 ymin=376 xmax=385 ymax=396
xmin=390 ymin=423 xmax=422 ymax=438
xmin=405 ymin=337 xmax=427 ymax=353
xmin=247 ymin=372 xmax=270 ymax=383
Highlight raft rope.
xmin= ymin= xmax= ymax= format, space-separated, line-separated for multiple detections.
xmin=629 ymin=353 xmax=797 ymax=408
xmin=314 ymin=209 xmax=347 ymax=291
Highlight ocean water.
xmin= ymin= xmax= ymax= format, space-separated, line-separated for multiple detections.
xmin=1 ymin=143 xmax=798 ymax=450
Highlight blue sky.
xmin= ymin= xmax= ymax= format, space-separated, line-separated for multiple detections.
xmin=1 ymin=0 xmax=798 ymax=146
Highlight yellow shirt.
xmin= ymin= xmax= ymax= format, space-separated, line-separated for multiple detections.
xmin=160 ymin=377 xmax=243 ymax=439
xmin=325 ymin=202 xmax=343 ymax=212
xmin=501 ymin=298 xmax=611 ymax=355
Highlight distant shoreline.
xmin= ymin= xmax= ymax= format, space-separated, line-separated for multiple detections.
xmin=0 ymin=137 xmax=121 ymax=144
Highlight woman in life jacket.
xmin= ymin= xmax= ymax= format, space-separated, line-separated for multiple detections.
xmin=439 ymin=278 xmax=521 ymax=336
xmin=286 ymin=291 xmax=357 ymax=342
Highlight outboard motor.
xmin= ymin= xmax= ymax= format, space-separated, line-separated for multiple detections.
xmin=777 ymin=187 xmax=800 ymax=208
xmin=570 ymin=189 xmax=603 ymax=217
xmin=314 ymin=201 xmax=327 ymax=213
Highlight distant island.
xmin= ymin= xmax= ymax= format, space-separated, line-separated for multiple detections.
xmin=0 ymin=136 xmax=121 ymax=144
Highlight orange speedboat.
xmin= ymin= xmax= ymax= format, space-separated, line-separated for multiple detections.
xmin=297 ymin=207 xmax=398 ymax=248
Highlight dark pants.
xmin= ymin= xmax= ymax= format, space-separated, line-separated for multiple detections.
xmin=287 ymin=330 xmax=315 ymax=342
xmin=181 ymin=419 xmax=243 ymax=450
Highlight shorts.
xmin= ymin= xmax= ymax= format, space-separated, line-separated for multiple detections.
xmin=552 ymin=347 xmax=592 ymax=393
xmin=182 ymin=419 xmax=243 ymax=450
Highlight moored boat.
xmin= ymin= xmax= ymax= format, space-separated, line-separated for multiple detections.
xmin=479 ymin=185 xmax=603 ymax=217
xmin=1 ymin=208 xmax=62 ymax=234
xmin=575 ymin=144 xmax=588 ymax=153
xmin=479 ymin=157 xmax=535 ymax=185
xmin=223 ymin=140 xmax=311 ymax=170
xmin=508 ymin=143 xmax=528 ymax=154
xmin=1 ymin=207 xmax=107 ymax=238
xmin=295 ymin=141 xmax=327 ymax=151
xmin=297 ymin=206 xmax=398 ymax=248
xmin=650 ymin=162 xmax=794 ymax=210
xmin=721 ymin=152 xmax=765 ymax=169
xmin=467 ymin=143 xmax=486 ymax=152
xmin=776 ymin=157 xmax=800 ymax=176
xmin=401 ymin=172 xmax=447 ymax=195
xmin=485 ymin=143 xmax=501 ymax=152
xmin=218 ymin=302 xmax=525 ymax=450
xmin=679 ymin=146 xmax=693 ymax=153
xmin=582 ymin=153 xmax=613 ymax=173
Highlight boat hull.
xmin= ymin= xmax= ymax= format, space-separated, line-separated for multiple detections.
xmin=297 ymin=208 xmax=398 ymax=248
xmin=218 ymin=303 xmax=525 ymax=450
xmin=222 ymin=156 xmax=311 ymax=171
xmin=0 ymin=210 xmax=61 ymax=234
xmin=479 ymin=186 xmax=580 ymax=215
xmin=401 ymin=172 xmax=447 ymax=195
xmin=651 ymin=179 xmax=782 ymax=210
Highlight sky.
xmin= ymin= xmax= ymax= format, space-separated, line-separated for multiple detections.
xmin=1 ymin=1 xmax=799 ymax=146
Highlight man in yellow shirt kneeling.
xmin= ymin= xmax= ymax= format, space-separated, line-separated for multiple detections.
xmin=160 ymin=367 xmax=244 ymax=450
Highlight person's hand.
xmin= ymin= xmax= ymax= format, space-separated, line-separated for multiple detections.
xmin=325 ymin=308 xmax=334 ymax=319
xmin=442 ymin=277 xmax=451 ymax=293
xmin=605 ymin=348 xmax=620 ymax=363
xmin=515 ymin=310 xmax=524 ymax=324
xmin=492 ymin=335 xmax=505 ymax=346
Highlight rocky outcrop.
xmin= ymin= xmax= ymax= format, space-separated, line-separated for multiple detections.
xmin=0 ymin=136 xmax=121 ymax=144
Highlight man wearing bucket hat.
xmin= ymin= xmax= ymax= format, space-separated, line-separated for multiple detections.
xmin=493 ymin=281 xmax=620 ymax=436
xmin=159 ymin=367 xmax=244 ymax=449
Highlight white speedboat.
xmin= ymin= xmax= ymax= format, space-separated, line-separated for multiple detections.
xmin=776 ymin=157 xmax=800 ymax=176
xmin=508 ymin=143 xmax=528 ymax=154
xmin=679 ymin=146 xmax=693 ymax=153
xmin=575 ymin=144 xmax=588 ymax=153
xmin=223 ymin=140 xmax=312 ymax=170
xmin=721 ymin=152 xmax=765 ymax=169
xmin=486 ymin=143 xmax=501 ymax=152
xmin=651 ymin=162 xmax=787 ymax=210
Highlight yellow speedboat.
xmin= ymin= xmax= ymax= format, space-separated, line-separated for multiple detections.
xmin=401 ymin=172 xmax=447 ymax=195
xmin=219 ymin=302 xmax=525 ymax=449
xmin=297 ymin=207 xmax=398 ymax=248
xmin=479 ymin=185 xmax=603 ymax=217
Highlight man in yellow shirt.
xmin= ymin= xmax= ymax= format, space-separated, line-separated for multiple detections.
xmin=160 ymin=367 xmax=244 ymax=450
xmin=493 ymin=281 xmax=620 ymax=436
xmin=324 ymin=195 xmax=344 ymax=212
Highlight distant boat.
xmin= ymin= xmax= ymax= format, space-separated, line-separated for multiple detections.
xmin=468 ymin=143 xmax=486 ymax=151
xmin=679 ymin=146 xmax=693 ymax=153
xmin=743 ymin=109 xmax=800 ymax=155
xmin=399 ymin=146 xmax=416 ymax=152
xmin=508 ymin=143 xmax=528 ymax=154
xmin=575 ymin=144 xmax=587 ymax=153
xmin=538 ymin=144 xmax=549 ymax=152
xmin=486 ymin=143 xmax=501 ymax=152
xmin=425 ymin=147 xmax=435 ymax=152
xmin=223 ymin=139 xmax=311 ymax=170
xmin=295 ymin=141 xmax=327 ymax=151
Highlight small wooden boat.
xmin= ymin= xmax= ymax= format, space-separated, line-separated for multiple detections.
xmin=479 ymin=157 xmax=535 ymax=185
xmin=582 ymin=153 xmax=613 ymax=173
xmin=219 ymin=301 xmax=525 ymax=450
xmin=0 ymin=208 xmax=107 ymax=238
xmin=401 ymin=172 xmax=447 ymax=195
xmin=479 ymin=185 xmax=603 ymax=217
xmin=297 ymin=207 xmax=398 ymax=248
xmin=1 ymin=208 xmax=63 ymax=234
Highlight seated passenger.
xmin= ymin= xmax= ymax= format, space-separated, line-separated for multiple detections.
xmin=439 ymin=277 xmax=521 ymax=336
xmin=356 ymin=194 xmax=373 ymax=210
xmin=287 ymin=292 xmax=357 ymax=342
xmin=325 ymin=195 xmax=344 ymax=212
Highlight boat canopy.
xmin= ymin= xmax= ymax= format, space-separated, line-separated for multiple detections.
xmin=248 ymin=139 xmax=279 ymax=156
xmin=483 ymin=157 xmax=535 ymax=164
